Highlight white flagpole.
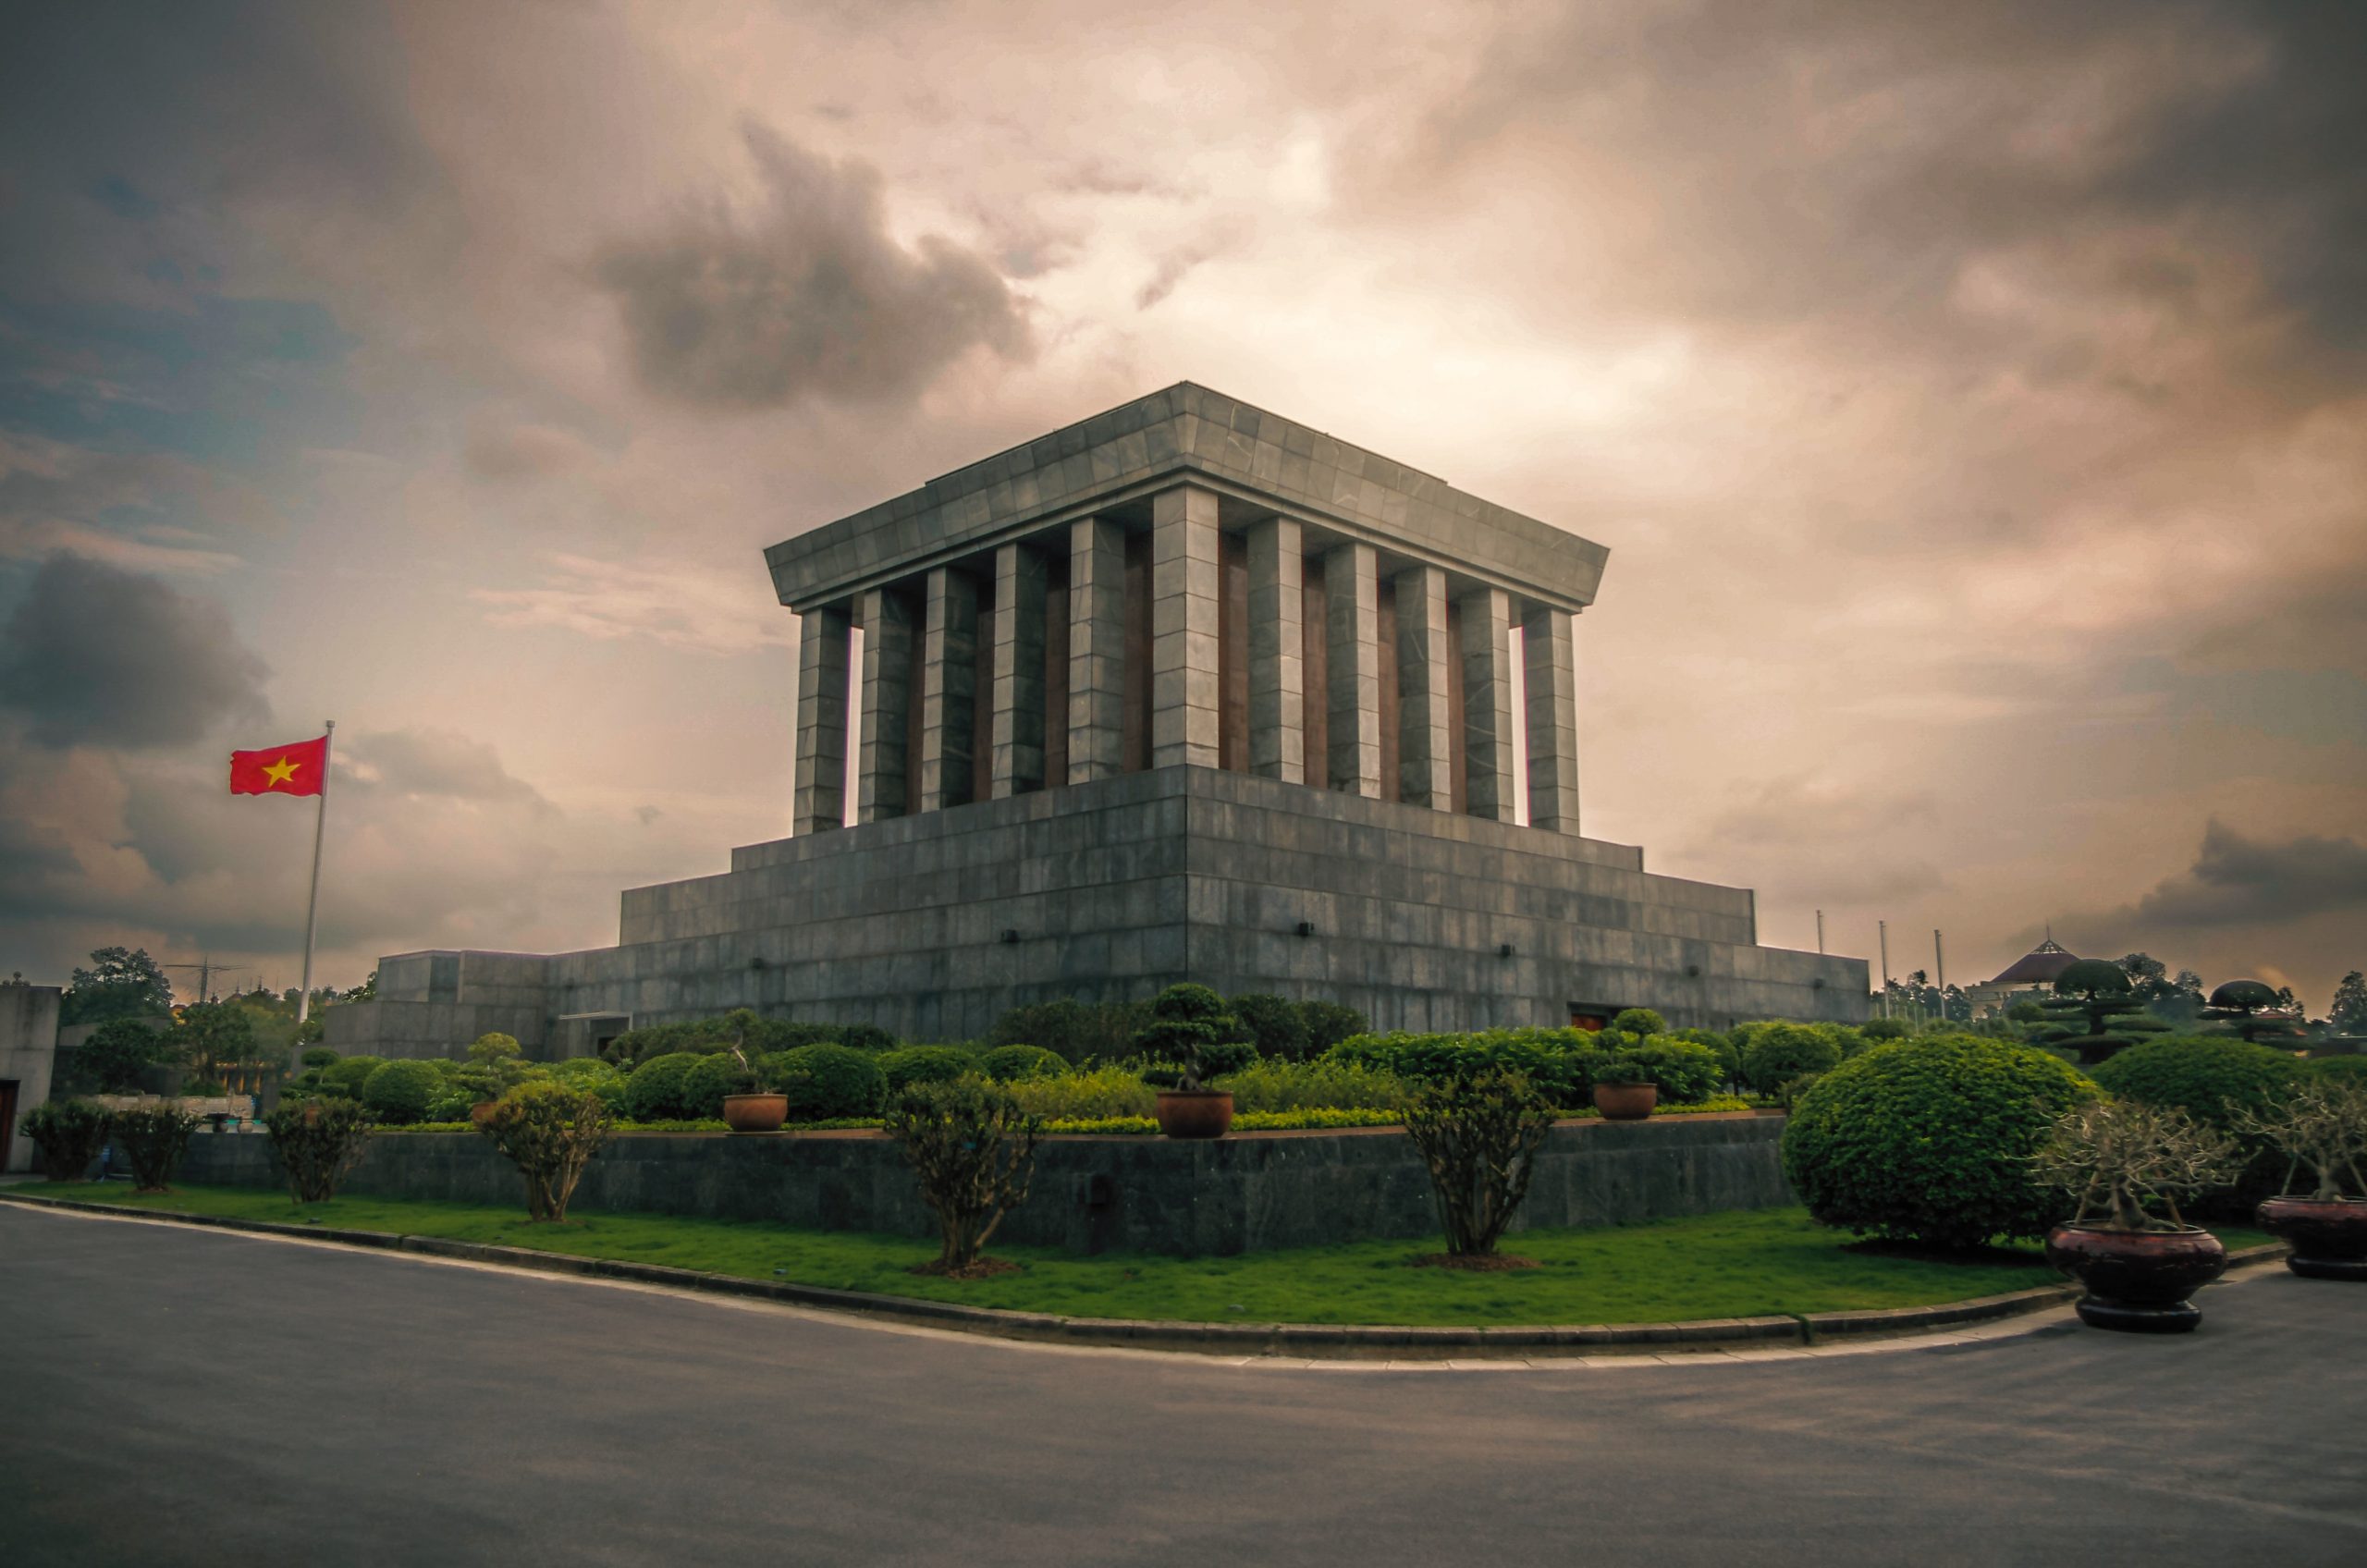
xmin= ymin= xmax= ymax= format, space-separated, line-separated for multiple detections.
xmin=296 ymin=719 xmax=335 ymax=1026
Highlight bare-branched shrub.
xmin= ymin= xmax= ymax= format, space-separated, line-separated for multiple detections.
xmin=1402 ymin=1070 xmax=1558 ymax=1257
xmin=263 ymin=1096 xmax=377 ymax=1203
xmin=478 ymin=1082 xmax=614 ymax=1222
xmin=885 ymin=1077 xmax=1043 ymax=1275
xmin=2031 ymin=1101 xmax=2244 ymax=1231
xmin=2236 ymin=1081 xmax=2367 ymax=1202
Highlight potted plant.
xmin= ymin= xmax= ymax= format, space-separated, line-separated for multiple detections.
xmin=1589 ymin=1056 xmax=1657 ymax=1121
xmin=2030 ymin=1100 xmax=2243 ymax=1332
xmin=715 ymin=1016 xmax=789 ymax=1133
xmin=2239 ymin=1080 xmax=2367 ymax=1280
xmin=1134 ymin=985 xmax=1251 ymax=1139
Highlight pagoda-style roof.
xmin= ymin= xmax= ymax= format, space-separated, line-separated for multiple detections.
xmin=1987 ymin=938 xmax=2079 ymax=987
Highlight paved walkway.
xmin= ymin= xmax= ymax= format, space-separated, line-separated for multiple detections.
xmin=3 ymin=1204 xmax=2361 ymax=1567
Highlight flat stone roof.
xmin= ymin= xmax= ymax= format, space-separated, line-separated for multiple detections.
xmin=765 ymin=382 xmax=1609 ymax=612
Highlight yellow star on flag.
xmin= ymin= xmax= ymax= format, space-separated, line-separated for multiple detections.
xmin=262 ymin=755 xmax=301 ymax=788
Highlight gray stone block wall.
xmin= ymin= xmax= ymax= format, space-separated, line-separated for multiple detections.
xmin=176 ymin=1114 xmax=1792 ymax=1256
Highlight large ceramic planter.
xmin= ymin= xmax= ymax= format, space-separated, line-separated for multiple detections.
xmin=2045 ymin=1223 xmax=2227 ymax=1332
xmin=2256 ymin=1195 xmax=2367 ymax=1280
xmin=722 ymin=1093 xmax=789 ymax=1133
xmin=1591 ymin=1083 xmax=1658 ymax=1121
xmin=1154 ymin=1089 xmax=1233 ymax=1140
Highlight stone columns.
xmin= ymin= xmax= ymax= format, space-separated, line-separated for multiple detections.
xmin=855 ymin=587 xmax=915 ymax=823
xmin=919 ymin=566 xmax=981 ymax=811
xmin=1324 ymin=542 xmax=1381 ymax=797
xmin=1394 ymin=563 xmax=1452 ymax=810
xmin=1150 ymin=484 xmax=1220 ymax=769
xmin=1245 ymin=518 xmax=1305 ymax=783
xmin=989 ymin=542 xmax=1049 ymax=797
xmin=1457 ymin=587 xmax=1516 ymax=822
xmin=791 ymin=602 xmax=852 ymax=834
xmin=1067 ymin=517 xmax=1127 ymax=785
xmin=1521 ymin=603 xmax=1580 ymax=834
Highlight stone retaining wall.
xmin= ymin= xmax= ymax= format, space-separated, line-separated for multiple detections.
xmin=177 ymin=1112 xmax=1790 ymax=1256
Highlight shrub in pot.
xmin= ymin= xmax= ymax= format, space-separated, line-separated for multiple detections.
xmin=2030 ymin=1100 xmax=2243 ymax=1331
xmin=19 ymin=1098 xmax=110 ymax=1181
xmin=703 ymin=1019 xmax=791 ymax=1132
xmin=263 ymin=1096 xmax=376 ymax=1202
xmin=1622 ymin=1035 xmax=1723 ymax=1105
xmin=113 ymin=1103 xmax=201 ymax=1193
xmin=1589 ymin=1056 xmax=1657 ymax=1120
xmin=1782 ymin=1035 xmax=2098 ymax=1249
xmin=1133 ymin=984 xmax=1251 ymax=1138
xmin=2237 ymin=1079 xmax=2367 ymax=1280
xmin=1401 ymin=1070 xmax=1558 ymax=1262
xmin=477 ymin=1081 xmax=614 ymax=1221
xmin=884 ymin=1076 xmax=1043 ymax=1275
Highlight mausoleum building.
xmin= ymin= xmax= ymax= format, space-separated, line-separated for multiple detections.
xmin=329 ymin=385 xmax=1866 ymax=1060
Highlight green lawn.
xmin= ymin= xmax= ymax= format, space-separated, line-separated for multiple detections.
xmin=19 ymin=1182 xmax=2272 ymax=1328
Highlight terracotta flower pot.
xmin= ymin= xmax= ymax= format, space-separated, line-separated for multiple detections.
xmin=2256 ymin=1195 xmax=2367 ymax=1280
xmin=722 ymin=1093 xmax=789 ymax=1133
xmin=1154 ymin=1089 xmax=1233 ymax=1140
xmin=1591 ymin=1083 xmax=1658 ymax=1121
xmin=2045 ymin=1222 xmax=2227 ymax=1332
xmin=469 ymin=1101 xmax=499 ymax=1127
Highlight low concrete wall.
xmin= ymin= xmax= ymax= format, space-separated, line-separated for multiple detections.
xmin=176 ymin=1113 xmax=1791 ymax=1256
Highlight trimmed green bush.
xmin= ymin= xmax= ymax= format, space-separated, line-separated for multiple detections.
xmin=602 ymin=1011 xmax=899 ymax=1069
xmin=319 ymin=1055 xmax=384 ymax=1099
xmin=877 ymin=1046 xmax=976 ymax=1093
xmin=777 ymin=1044 xmax=886 ymax=1121
xmin=1624 ymin=1035 xmax=1724 ymax=1104
xmin=1783 ymin=1034 xmax=2101 ymax=1248
xmin=1298 ymin=1001 xmax=1369 ymax=1057
xmin=19 ymin=1097 xmax=110 ymax=1181
xmin=623 ymin=1052 xmax=709 ymax=1121
xmin=300 ymin=1047 xmax=340 ymax=1070
xmin=1212 ymin=1058 xmax=1406 ymax=1111
xmin=1741 ymin=1023 xmax=1844 ymax=1096
xmin=263 ymin=1096 xmax=375 ymax=1202
xmin=1609 ymin=1008 xmax=1668 ymax=1039
xmin=113 ymin=1102 xmax=201 ymax=1192
xmin=2305 ymin=1055 xmax=2367 ymax=1086
xmin=1230 ymin=993 xmax=1312 ymax=1060
xmin=2091 ymin=1035 xmax=2305 ymax=1212
xmin=479 ymin=1082 xmax=613 ymax=1221
xmin=978 ymin=1045 xmax=1066 ymax=1082
xmin=1132 ymin=985 xmax=1256 ymax=1087
xmin=359 ymin=1060 xmax=443 ymax=1125
xmin=1860 ymin=1017 xmax=1911 ymax=1043
xmin=683 ymin=1052 xmax=758 ymax=1118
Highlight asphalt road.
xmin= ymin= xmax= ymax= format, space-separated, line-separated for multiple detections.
xmin=2 ymin=1204 xmax=2362 ymax=1568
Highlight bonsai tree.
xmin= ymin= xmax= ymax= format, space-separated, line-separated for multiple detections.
xmin=2030 ymin=1101 xmax=2244 ymax=1232
xmin=884 ymin=1076 xmax=1044 ymax=1275
xmin=2237 ymin=1081 xmax=2367 ymax=1203
xmin=18 ymin=1098 xmax=110 ymax=1182
xmin=2031 ymin=960 xmax=2169 ymax=1065
xmin=1400 ymin=1069 xmax=1558 ymax=1263
xmin=263 ymin=1096 xmax=377 ymax=1203
xmin=459 ymin=1032 xmax=533 ymax=1100
xmin=477 ymin=1082 xmax=614 ymax=1221
xmin=1131 ymin=984 xmax=1255 ymax=1091
xmin=2202 ymin=980 xmax=2305 ymax=1046
xmin=113 ymin=1103 xmax=201 ymax=1193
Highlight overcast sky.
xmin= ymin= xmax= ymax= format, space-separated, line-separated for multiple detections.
xmin=2 ymin=0 xmax=2361 ymax=1011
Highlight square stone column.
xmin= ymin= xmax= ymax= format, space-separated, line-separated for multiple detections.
xmin=1245 ymin=517 xmax=1305 ymax=784
xmin=791 ymin=601 xmax=852 ymax=834
xmin=855 ymin=585 xmax=914 ymax=823
xmin=1067 ymin=517 xmax=1127 ymax=784
xmin=919 ymin=566 xmax=981 ymax=811
xmin=989 ymin=541 xmax=1049 ymax=797
xmin=1149 ymin=484 xmax=1220 ymax=770
xmin=1521 ymin=602 xmax=1581 ymax=834
xmin=1457 ymin=587 xmax=1516 ymax=822
xmin=1323 ymin=541 xmax=1381 ymax=797
xmin=1394 ymin=563 xmax=1453 ymax=810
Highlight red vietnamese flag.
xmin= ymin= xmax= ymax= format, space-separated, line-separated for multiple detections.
xmin=230 ymin=734 xmax=329 ymax=797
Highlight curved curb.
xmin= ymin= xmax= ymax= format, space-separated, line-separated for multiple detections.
xmin=0 ymin=1190 xmax=2292 ymax=1360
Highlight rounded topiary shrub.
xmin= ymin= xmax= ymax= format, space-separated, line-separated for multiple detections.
xmin=1782 ymin=1035 xmax=2100 ymax=1248
xmin=2305 ymin=1055 xmax=2367 ymax=1086
xmin=623 ymin=1051 xmax=708 ymax=1121
xmin=1859 ymin=1017 xmax=1911 ymax=1043
xmin=359 ymin=1060 xmax=444 ymax=1125
xmin=1230 ymin=993 xmax=1312 ymax=1060
xmin=320 ymin=1055 xmax=385 ymax=1099
xmin=1624 ymin=1035 xmax=1725 ymax=1103
xmin=681 ymin=1052 xmax=757 ymax=1119
xmin=1609 ymin=1008 xmax=1667 ymax=1039
xmin=1742 ymin=1023 xmax=1844 ymax=1096
xmin=2091 ymin=1036 xmax=2304 ymax=1212
xmin=877 ymin=1046 xmax=975 ymax=1094
xmin=777 ymin=1044 xmax=886 ymax=1121
xmin=979 ymin=1044 xmax=1066 ymax=1082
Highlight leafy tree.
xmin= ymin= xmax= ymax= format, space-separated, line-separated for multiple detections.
xmin=73 ymin=1018 xmax=174 ymax=1093
xmin=263 ymin=1096 xmax=377 ymax=1203
xmin=344 ymin=970 xmax=378 ymax=1003
xmin=478 ymin=1082 xmax=613 ymax=1221
xmin=59 ymin=947 xmax=173 ymax=1025
xmin=170 ymin=1000 xmax=264 ymax=1087
xmin=1401 ymin=1070 xmax=1557 ymax=1259
xmin=2332 ymin=971 xmax=2367 ymax=1037
xmin=885 ymin=1077 xmax=1044 ymax=1274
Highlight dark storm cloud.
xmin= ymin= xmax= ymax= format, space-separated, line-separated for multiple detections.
xmin=2117 ymin=819 xmax=2367 ymax=929
xmin=349 ymin=728 xmax=553 ymax=814
xmin=0 ymin=553 xmax=267 ymax=747
xmin=595 ymin=124 xmax=1032 ymax=409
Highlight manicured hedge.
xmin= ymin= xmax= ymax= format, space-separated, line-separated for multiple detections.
xmin=1783 ymin=1034 xmax=2099 ymax=1248
xmin=623 ymin=1052 xmax=711 ymax=1122
xmin=775 ymin=1044 xmax=885 ymax=1121
xmin=2091 ymin=1036 xmax=2305 ymax=1213
xmin=1325 ymin=1028 xmax=1723 ymax=1108
xmin=358 ymin=1060 xmax=442 ymax=1125
xmin=978 ymin=1045 xmax=1066 ymax=1082
xmin=877 ymin=1046 xmax=975 ymax=1093
xmin=1740 ymin=1023 xmax=1844 ymax=1096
